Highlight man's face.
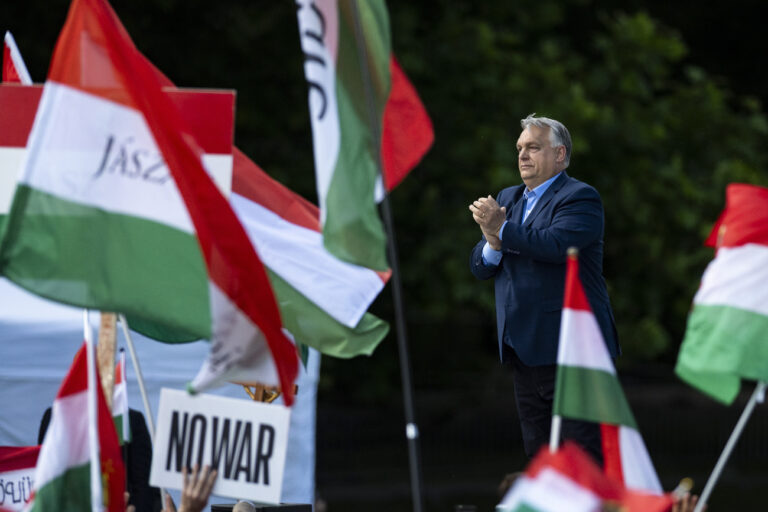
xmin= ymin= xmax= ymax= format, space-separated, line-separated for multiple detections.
xmin=516 ymin=125 xmax=564 ymax=189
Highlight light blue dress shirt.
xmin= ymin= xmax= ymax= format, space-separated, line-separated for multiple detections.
xmin=481 ymin=172 xmax=562 ymax=266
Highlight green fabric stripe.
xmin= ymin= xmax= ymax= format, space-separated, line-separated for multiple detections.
xmin=0 ymin=185 xmax=211 ymax=339
xmin=676 ymin=304 xmax=768 ymax=404
xmin=268 ymin=269 xmax=388 ymax=358
xmin=30 ymin=462 xmax=91 ymax=512
xmin=553 ymin=365 xmax=638 ymax=429
xmin=322 ymin=0 xmax=391 ymax=271
xmin=113 ymin=415 xmax=131 ymax=444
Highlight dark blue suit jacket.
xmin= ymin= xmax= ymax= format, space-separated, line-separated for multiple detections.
xmin=470 ymin=172 xmax=619 ymax=366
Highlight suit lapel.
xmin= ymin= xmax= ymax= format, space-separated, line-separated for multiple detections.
xmin=523 ymin=171 xmax=569 ymax=227
xmin=509 ymin=187 xmax=526 ymax=225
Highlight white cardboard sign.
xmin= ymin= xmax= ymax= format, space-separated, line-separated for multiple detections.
xmin=150 ymin=388 xmax=290 ymax=504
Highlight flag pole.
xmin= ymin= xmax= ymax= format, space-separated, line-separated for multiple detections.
xmin=117 ymin=314 xmax=157 ymax=443
xmin=348 ymin=2 xmax=424 ymax=511
xmin=549 ymin=415 xmax=562 ymax=453
xmin=83 ymin=310 xmax=103 ymax=512
xmin=118 ymin=314 xmax=171 ymax=505
xmin=694 ymin=381 xmax=766 ymax=512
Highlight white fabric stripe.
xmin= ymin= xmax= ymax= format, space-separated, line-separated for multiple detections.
xmin=4 ymin=32 xmax=33 ymax=85
xmin=296 ymin=0 xmax=341 ymax=225
xmin=19 ymin=82 xmax=195 ymax=234
xmin=557 ymin=309 xmax=615 ymax=374
xmin=112 ymin=381 xmax=127 ymax=417
xmin=232 ymin=193 xmax=384 ymax=328
xmin=497 ymin=470 xmax=602 ymax=511
xmin=618 ymin=425 xmax=663 ymax=493
xmin=33 ymin=391 xmax=90 ymax=489
xmin=0 ymin=147 xmax=25 ymax=215
xmin=190 ymin=281 xmax=281 ymax=392
xmin=694 ymin=244 xmax=768 ymax=316
xmin=1 ymin=147 xmax=229 ymax=215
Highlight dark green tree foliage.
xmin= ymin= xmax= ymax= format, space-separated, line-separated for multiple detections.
xmin=2 ymin=1 xmax=768 ymax=400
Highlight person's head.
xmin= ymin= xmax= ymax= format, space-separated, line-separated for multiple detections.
xmin=517 ymin=113 xmax=571 ymax=189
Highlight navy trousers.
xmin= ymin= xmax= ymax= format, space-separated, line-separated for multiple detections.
xmin=505 ymin=344 xmax=603 ymax=467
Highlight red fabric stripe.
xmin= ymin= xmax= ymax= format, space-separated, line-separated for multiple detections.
xmin=0 ymin=85 xmax=231 ymax=153
xmin=380 ymin=56 xmax=433 ymax=192
xmin=48 ymin=0 xmax=297 ymax=403
xmin=56 ymin=343 xmax=89 ymax=399
xmin=2 ymin=43 xmax=22 ymax=83
xmin=525 ymin=442 xmax=622 ymax=501
xmin=0 ymin=445 xmax=40 ymax=472
xmin=600 ymin=423 xmax=625 ymax=486
xmin=563 ymin=250 xmax=591 ymax=311
xmin=232 ymin=147 xmax=321 ymax=233
xmin=706 ymin=183 xmax=768 ymax=249
xmin=0 ymin=85 xmax=42 ymax=147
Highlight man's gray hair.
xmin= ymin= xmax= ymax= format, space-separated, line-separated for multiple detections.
xmin=520 ymin=113 xmax=571 ymax=167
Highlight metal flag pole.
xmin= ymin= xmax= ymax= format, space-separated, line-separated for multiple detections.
xmin=348 ymin=2 xmax=424 ymax=511
xmin=117 ymin=314 xmax=158 ymax=443
xmin=694 ymin=381 xmax=766 ymax=512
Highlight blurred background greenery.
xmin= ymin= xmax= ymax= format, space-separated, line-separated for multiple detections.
xmin=3 ymin=1 xmax=768 ymax=509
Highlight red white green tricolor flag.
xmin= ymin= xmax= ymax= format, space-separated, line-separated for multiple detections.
xmin=30 ymin=342 xmax=125 ymax=512
xmin=0 ymin=0 xmax=298 ymax=401
xmin=497 ymin=443 xmax=672 ymax=512
xmin=296 ymin=0 xmax=434 ymax=271
xmin=676 ymin=183 xmax=768 ymax=404
xmin=232 ymin=149 xmax=390 ymax=357
xmin=553 ymin=250 xmax=662 ymax=494
xmin=111 ymin=350 xmax=130 ymax=444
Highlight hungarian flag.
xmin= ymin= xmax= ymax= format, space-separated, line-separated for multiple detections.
xmin=232 ymin=149 xmax=390 ymax=357
xmin=497 ymin=443 xmax=672 ymax=512
xmin=2 ymin=32 xmax=32 ymax=85
xmin=676 ymin=184 xmax=768 ymax=404
xmin=30 ymin=343 xmax=125 ymax=512
xmin=111 ymin=350 xmax=130 ymax=444
xmin=296 ymin=0 xmax=434 ymax=271
xmin=553 ymin=249 xmax=662 ymax=493
xmin=0 ymin=0 xmax=298 ymax=401
xmin=0 ymin=445 xmax=39 ymax=511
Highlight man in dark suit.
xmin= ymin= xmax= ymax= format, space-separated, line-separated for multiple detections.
xmin=469 ymin=114 xmax=618 ymax=464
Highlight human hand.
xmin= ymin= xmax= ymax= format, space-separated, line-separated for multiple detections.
xmin=162 ymin=492 xmax=176 ymax=512
xmin=177 ymin=464 xmax=218 ymax=512
xmin=124 ymin=491 xmax=135 ymax=512
xmin=671 ymin=492 xmax=703 ymax=512
xmin=469 ymin=195 xmax=506 ymax=248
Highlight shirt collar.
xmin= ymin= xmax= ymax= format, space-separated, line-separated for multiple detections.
xmin=524 ymin=171 xmax=562 ymax=199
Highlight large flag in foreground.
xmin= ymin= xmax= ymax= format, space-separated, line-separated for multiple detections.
xmin=0 ymin=0 xmax=297 ymax=401
xmin=232 ymin=149 xmax=390 ymax=357
xmin=30 ymin=343 xmax=124 ymax=512
xmin=553 ymin=250 xmax=662 ymax=493
xmin=676 ymin=183 xmax=768 ymax=404
xmin=296 ymin=0 xmax=434 ymax=270
xmin=497 ymin=443 xmax=672 ymax=512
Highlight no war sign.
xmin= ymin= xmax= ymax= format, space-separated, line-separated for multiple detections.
xmin=150 ymin=389 xmax=290 ymax=504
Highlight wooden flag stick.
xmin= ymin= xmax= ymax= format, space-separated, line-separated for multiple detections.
xmin=97 ymin=312 xmax=117 ymax=409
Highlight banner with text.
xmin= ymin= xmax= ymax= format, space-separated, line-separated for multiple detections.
xmin=150 ymin=389 xmax=290 ymax=504
xmin=0 ymin=445 xmax=39 ymax=511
